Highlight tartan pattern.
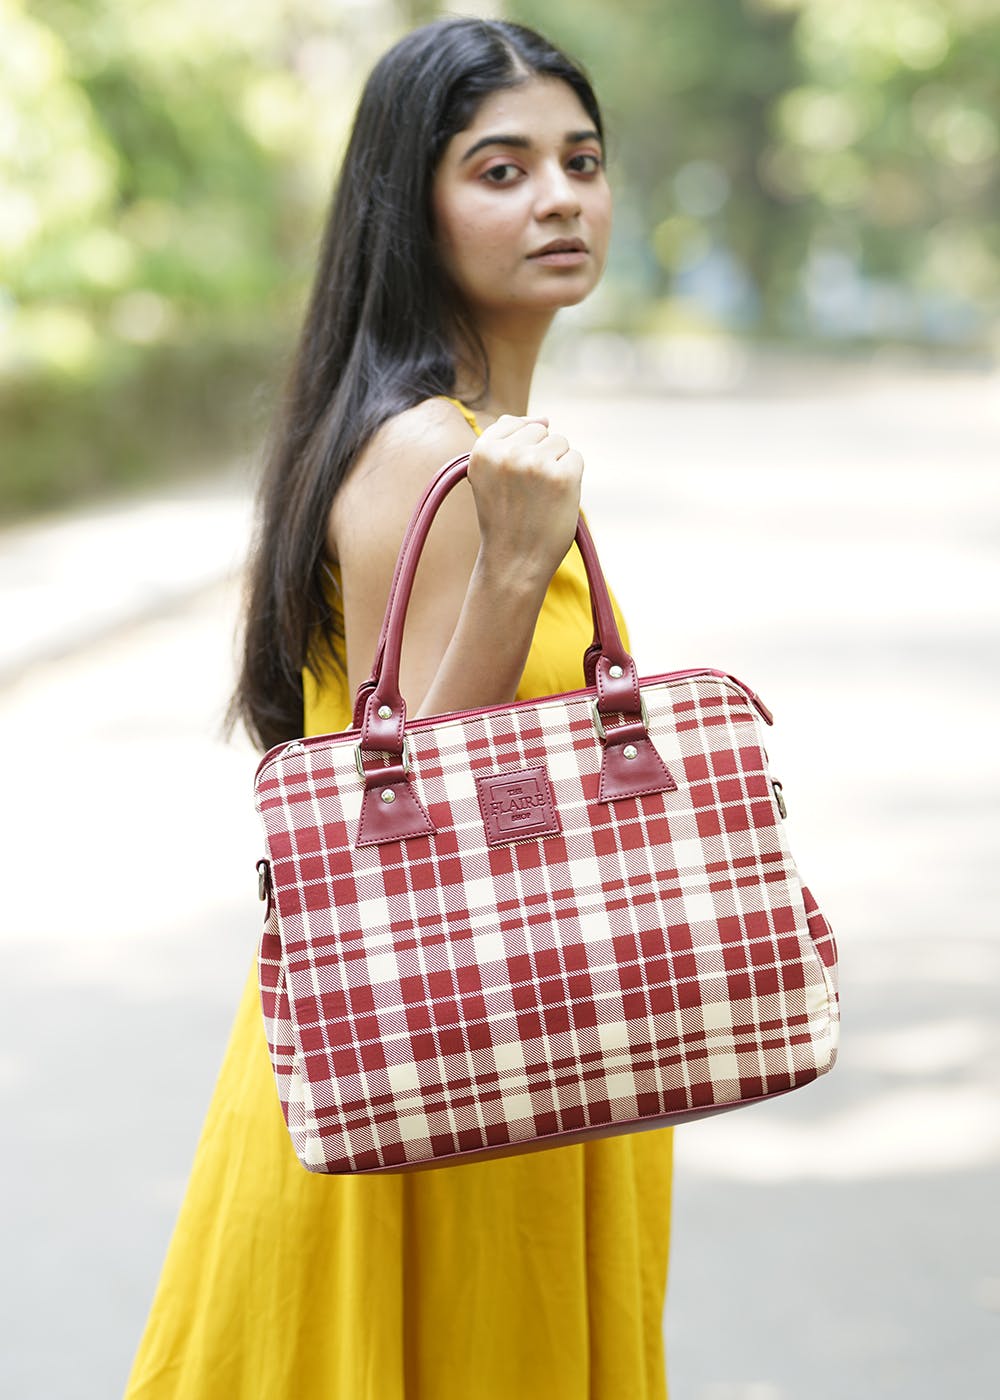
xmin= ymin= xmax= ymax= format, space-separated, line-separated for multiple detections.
xmin=256 ymin=673 xmax=839 ymax=1174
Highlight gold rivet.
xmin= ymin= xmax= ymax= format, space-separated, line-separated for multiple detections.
xmin=377 ymin=705 xmax=392 ymax=720
xmin=623 ymin=744 xmax=638 ymax=760
xmin=609 ymin=664 xmax=624 ymax=679
xmin=381 ymin=788 xmax=396 ymax=803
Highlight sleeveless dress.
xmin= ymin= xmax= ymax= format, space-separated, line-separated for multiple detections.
xmin=125 ymin=403 xmax=673 ymax=1399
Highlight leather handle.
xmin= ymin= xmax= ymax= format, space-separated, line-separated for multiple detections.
xmin=351 ymin=455 xmax=469 ymax=727
xmin=356 ymin=454 xmax=641 ymax=756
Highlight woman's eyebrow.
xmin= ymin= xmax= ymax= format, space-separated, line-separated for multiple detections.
xmin=460 ymin=129 xmax=602 ymax=162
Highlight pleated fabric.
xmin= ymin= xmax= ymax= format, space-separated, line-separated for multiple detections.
xmin=125 ymin=485 xmax=673 ymax=1400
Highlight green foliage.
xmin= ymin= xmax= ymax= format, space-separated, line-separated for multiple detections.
xmin=3 ymin=0 xmax=998 ymax=518
xmin=4 ymin=1 xmax=301 ymax=345
xmin=510 ymin=0 xmax=1000 ymax=343
xmin=0 ymin=0 xmax=397 ymax=517
xmin=0 ymin=334 xmax=282 ymax=516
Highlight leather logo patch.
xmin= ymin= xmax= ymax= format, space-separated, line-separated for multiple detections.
xmin=475 ymin=766 xmax=561 ymax=847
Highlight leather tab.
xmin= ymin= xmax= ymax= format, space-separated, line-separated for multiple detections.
xmin=595 ymin=654 xmax=641 ymax=718
xmin=598 ymin=733 xmax=677 ymax=804
xmin=359 ymin=691 xmax=406 ymax=760
xmin=356 ymin=767 xmax=435 ymax=847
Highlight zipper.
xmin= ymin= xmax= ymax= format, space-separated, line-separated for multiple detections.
xmin=255 ymin=667 xmax=771 ymax=782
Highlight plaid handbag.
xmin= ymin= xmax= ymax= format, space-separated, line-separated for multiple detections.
xmin=254 ymin=455 xmax=839 ymax=1174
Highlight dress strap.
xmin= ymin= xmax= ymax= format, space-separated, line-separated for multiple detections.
xmin=440 ymin=396 xmax=482 ymax=437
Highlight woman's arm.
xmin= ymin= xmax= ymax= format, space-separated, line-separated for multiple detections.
xmin=330 ymin=399 xmax=582 ymax=718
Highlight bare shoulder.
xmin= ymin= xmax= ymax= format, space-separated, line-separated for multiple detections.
xmin=329 ymin=398 xmax=476 ymax=559
xmin=330 ymin=397 xmax=481 ymax=695
xmin=368 ymin=396 xmax=475 ymax=467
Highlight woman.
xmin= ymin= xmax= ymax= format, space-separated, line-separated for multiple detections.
xmin=126 ymin=18 xmax=673 ymax=1399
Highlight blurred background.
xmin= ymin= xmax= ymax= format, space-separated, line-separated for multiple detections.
xmin=1 ymin=1 xmax=998 ymax=1397
xmin=3 ymin=0 xmax=997 ymax=518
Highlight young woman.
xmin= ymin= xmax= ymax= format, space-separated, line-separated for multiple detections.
xmin=126 ymin=19 xmax=673 ymax=1399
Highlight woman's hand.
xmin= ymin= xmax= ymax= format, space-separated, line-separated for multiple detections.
xmin=468 ymin=415 xmax=583 ymax=592
xmin=334 ymin=400 xmax=585 ymax=718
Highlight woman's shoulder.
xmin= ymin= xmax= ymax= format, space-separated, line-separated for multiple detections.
xmin=347 ymin=396 xmax=476 ymax=497
xmin=328 ymin=397 xmax=476 ymax=559
xmin=377 ymin=396 xmax=479 ymax=453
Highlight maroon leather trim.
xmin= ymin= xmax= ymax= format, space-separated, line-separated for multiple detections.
xmin=348 ymin=456 xmax=699 ymax=809
xmin=475 ymin=766 xmax=561 ymax=846
xmin=594 ymin=653 xmax=641 ymax=719
xmin=359 ymin=689 xmax=406 ymax=758
xmin=351 ymin=454 xmax=471 ymax=728
xmin=598 ymin=734 xmax=677 ymax=803
xmin=572 ymin=515 xmax=631 ymax=674
xmin=731 ymin=676 xmax=773 ymax=725
xmin=363 ymin=455 xmax=635 ymax=730
xmin=356 ymin=768 xmax=435 ymax=847
xmin=351 ymin=680 xmax=375 ymax=730
xmin=599 ymin=717 xmax=648 ymax=747
xmin=255 ymin=667 xmax=774 ymax=786
xmin=582 ymin=642 xmax=600 ymax=688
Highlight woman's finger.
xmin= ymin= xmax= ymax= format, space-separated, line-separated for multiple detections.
xmin=482 ymin=413 xmax=549 ymax=440
xmin=539 ymin=433 xmax=570 ymax=461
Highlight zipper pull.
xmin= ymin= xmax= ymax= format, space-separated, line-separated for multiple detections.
xmin=256 ymin=858 xmax=271 ymax=902
xmin=772 ymin=780 xmax=787 ymax=819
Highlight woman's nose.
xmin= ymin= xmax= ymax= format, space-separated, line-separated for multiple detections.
xmin=534 ymin=163 xmax=582 ymax=220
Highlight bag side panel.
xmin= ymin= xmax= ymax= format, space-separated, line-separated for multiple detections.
xmin=257 ymin=904 xmax=321 ymax=1168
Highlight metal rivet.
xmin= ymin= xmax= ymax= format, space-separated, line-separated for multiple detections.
xmin=377 ymin=705 xmax=392 ymax=720
xmin=380 ymin=788 xmax=396 ymax=803
xmin=623 ymin=744 xmax=638 ymax=760
xmin=609 ymin=664 xmax=624 ymax=679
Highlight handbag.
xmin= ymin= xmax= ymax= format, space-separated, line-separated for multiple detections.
xmin=254 ymin=454 xmax=839 ymax=1174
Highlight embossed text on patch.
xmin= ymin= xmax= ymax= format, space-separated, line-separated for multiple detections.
xmin=475 ymin=766 xmax=561 ymax=846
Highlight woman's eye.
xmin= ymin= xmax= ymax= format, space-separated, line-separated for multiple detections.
xmin=481 ymin=163 xmax=522 ymax=185
xmin=568 ymin=152 xmax=602 ymax=175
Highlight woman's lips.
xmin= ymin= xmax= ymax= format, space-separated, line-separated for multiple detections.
xmin=528 ymin=239 xmax=589 ymax=266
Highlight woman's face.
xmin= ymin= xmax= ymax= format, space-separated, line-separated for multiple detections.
xmin=432 ymin=76 xmax=611 ymax=323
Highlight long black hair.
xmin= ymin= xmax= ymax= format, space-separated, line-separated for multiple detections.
xmin=232 ymin=17 xmax=603 ymax=752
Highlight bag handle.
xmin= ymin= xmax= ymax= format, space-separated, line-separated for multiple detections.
xmin=354 ymin=453 xmax=646 ymax=761
xmin=351 ymin=455 xmax=471 ymax=721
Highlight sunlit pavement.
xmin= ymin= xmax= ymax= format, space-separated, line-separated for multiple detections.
xmin=1 ymin=359 xmax=998 ymax=1399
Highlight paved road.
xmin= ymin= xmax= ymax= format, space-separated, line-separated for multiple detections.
xmin=2 ymin=363 xmax=998 ymax=1398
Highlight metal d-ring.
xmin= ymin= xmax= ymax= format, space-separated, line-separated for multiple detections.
xmin=354 ymin=734 xmax=412 ymax=782
xmin=591 ymin=693 xmax=650 ymax=744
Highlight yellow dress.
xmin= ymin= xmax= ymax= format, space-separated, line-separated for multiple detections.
xmin=125 ymin=406 xmax=673 ymax=1399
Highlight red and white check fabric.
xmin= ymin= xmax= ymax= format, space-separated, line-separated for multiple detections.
xmin=256 ymin=673 xmax=839 ymax=1173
